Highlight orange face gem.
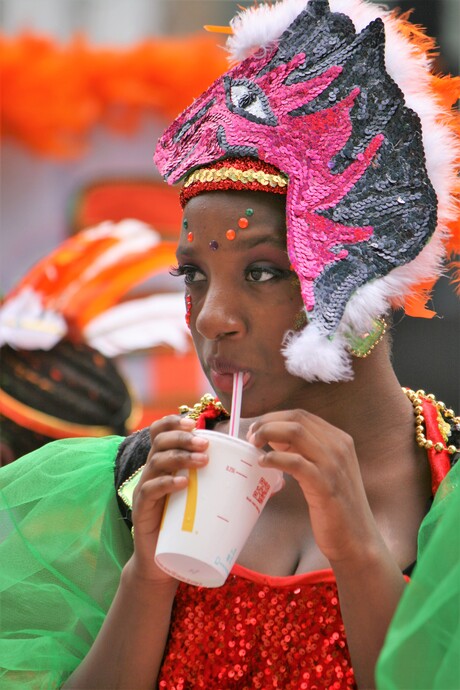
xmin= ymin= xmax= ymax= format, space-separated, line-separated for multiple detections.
xmin=187 ymin=232 xmax=194 ymax=242
xmin=226 ymin=229 xmax=236 ymax=240
xmin=238 ymin=217 xmax=249 ymax=229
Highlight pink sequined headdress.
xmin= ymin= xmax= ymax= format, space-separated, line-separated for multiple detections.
xmin=154 ymin=0 xmax=459 ymax=382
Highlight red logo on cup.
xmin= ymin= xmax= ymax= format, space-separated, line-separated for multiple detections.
xmin=252 ymin=477 xmax=270 ymax=505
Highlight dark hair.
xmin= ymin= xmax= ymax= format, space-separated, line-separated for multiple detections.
xmin=0 ymin=340 xmax=134 ymax=460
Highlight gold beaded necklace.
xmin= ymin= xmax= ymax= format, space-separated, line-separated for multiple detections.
xmin=180 ymin=390 xmax=459 ymax=455
xmin=403 ymin=387 xmax=459 ymax=455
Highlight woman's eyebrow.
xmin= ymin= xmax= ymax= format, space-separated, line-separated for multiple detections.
xmin=176 ymin=245 xmax=194 ymax=258
xmin=240 ymin=233 xmax=286 ymax=250
xmin=176 ymin=233 xmax=285 ymax=257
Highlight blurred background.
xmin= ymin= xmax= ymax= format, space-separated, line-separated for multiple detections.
xmin=1 ymin=0 xmax=459 ymax=420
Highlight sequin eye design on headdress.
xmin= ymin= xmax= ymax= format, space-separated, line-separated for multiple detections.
xmin=155 ymin=0 xmax=459 ymax=382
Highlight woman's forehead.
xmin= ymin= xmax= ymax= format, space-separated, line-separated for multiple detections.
xmin=182 ymin=189 xmax=286 ymax=221
xmin=177 ymin=192 xmax=288 ymax=255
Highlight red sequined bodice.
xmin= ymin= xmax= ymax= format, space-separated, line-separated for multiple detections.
xmin=158 ymin=565 xmax=355 ymax=689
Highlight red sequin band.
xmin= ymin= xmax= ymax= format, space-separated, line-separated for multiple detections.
xmin=180 ymin=157 xmax=288 ymax=207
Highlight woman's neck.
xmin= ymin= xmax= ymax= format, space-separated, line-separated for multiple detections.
xmin=223 ymin=341 xmax=419 ymax=471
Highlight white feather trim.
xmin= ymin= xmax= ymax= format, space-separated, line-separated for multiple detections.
xmin=283 ymin=325 xmax=354 ymax=382
xmin=228 ymin=0 xmax=307 ymax=61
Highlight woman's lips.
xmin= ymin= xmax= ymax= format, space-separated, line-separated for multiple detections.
xmin=209 ymin=370 xmax=251 ymax=394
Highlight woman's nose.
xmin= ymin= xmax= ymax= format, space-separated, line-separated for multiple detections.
xmin=194 ymin=284 xmax=245 ymax=341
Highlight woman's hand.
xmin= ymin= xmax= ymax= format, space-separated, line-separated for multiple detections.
xmin=128 ymin=415 xmax=209 ymax=584
xmin=247 ymin=409 xmax=380 ymax=567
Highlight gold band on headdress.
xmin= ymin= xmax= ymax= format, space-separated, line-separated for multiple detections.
xmin=183 ymin=166 xmax=288 ymax=190
xmin=0 ymin=387 xmax=141 ymax=439
xmin=179 ymin=157 xmax=288 ymax=207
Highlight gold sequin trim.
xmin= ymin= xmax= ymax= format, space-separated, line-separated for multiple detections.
xmin=183 ymin=167 xmax=288 ymax=190
xmin=117 ymin=465 xmax=145 ymax=509
xmin=347 ymin=318 xmax=387 ymax=358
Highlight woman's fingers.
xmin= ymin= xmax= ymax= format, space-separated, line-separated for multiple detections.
xmin=133 ymin=475 xmax=188 ymax=532
xmin=140 ymin=415 xmax=209 ymax=480
xmin=246 ymin=410 xmax=377 ymax=564
xmin=248 ymin=413 xmax=340 ymax=464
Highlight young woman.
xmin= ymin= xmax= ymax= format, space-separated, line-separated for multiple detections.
xmin=1 ymin=1 xmax=458 ymax=688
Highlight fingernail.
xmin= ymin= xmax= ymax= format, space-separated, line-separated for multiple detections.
xmin=191 ymin=436 xmax=208 ymax=449
xmin=190 ymin=452 xmax=208 ymax=464
xmin=180 ymin=417 xmax=196 ymax=429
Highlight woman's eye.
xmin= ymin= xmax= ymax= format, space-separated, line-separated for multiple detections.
xmin=184 ymin=267 xmax=206 ymax=284
xmin=247 ymin=267 xmax=281 ymax=282
xmin=170 ymin=265 xmax=206 ymax=284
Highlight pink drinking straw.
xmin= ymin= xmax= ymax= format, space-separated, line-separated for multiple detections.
xmin=229 ymin=371 xmax=243 ymax=437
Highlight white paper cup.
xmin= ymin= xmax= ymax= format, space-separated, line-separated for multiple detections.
xmin=154 ymin=429 xmax=283 ymax=588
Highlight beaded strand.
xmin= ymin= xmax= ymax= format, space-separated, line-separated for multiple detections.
xmin=403 ymin=387 xmax=459 ymax=455
xmin=179 ymin=393 xmax=226 ymax=420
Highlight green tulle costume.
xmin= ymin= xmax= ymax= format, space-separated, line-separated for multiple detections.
xmin=376 ymin=458 xmax=460 ymax=690
xmin=0 ymin=436 xmax=133 ymax=689
xmin=0 ymin=431 xmax=458 ymax=688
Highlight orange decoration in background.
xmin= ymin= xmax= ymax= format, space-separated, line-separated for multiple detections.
xmin=72 ymin=179 xmax=183 ymax=236
xmin=0 ymin=32 xmax=228 ymax=157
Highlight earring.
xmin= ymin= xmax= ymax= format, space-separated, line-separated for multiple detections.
xmin=185 ymin=294 xmax=192 ymax=329
xmin=294 ymin=308 xmax=308 ymax=331
xmin=347 ymin=317 xmax=387 ymax=358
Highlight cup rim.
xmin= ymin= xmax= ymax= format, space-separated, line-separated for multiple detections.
xmin=193 ymin=428 xmax=258 ymax=451
xmin=193 ymin=428 xmax=283 ymax=490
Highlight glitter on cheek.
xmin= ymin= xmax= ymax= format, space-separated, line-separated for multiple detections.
xmin=226 ymin=229 xmax=236 ymax=241
xmin=183 ymin=219 xmax=188 ymax=229
xmin=238 ymin=217 xmax=249 ymax=229
xmin=185 ymin=294 xmax=192 ymax=328
xmin=209 ymin=240 xmax=219 ymax=250
xmin=245 ymin=208 xmax=254 ymax=217
xmin=187 ymin=232 xmax=194 ymax=242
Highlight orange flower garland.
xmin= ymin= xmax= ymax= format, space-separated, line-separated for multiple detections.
xmin=0 ymin=32 xmax=228 ymax=157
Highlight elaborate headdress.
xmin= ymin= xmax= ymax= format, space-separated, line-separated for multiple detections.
xmin=154 ymin=0 xmax=459 ymax=382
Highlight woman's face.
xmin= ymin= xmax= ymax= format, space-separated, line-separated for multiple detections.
xmin=175 ymin=190 xmax=308 ymax=417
